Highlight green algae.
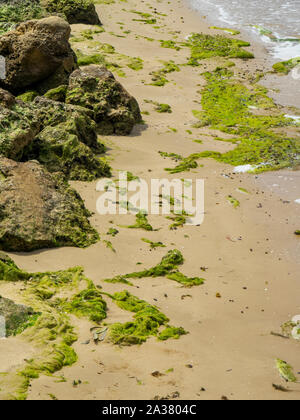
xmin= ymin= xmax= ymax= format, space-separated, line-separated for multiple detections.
xmin=191 ymin=68 xmax=300 ymax=172
xmin=276 ymin=359 xmax=297 ymax=382
xmin=25 ymin=121 xmax=111 ymax=181
xmin=105 ymin=290 xmax=187 ymax=346
xmin=158 ymin=326 xmax=188 ymax=341
xmin=144 ymin=100 xmax=172 ymax=113
xmin=210 ymin=26 xmax=241 ymax=36
xmin=0 ymin=1 xmax=46 ymax=24
xmin=184 ymin=33 xmax=254 ymax=66
xmin=16 ymin=91 xmax=39 ymax=103
xmin=0 ymin=253 xmax=31 ymax=282
xmin=160 ymin=151 xmax=201 ymax=174
xmin=103 ymin=249 xmax=184 ymax=284
xmin=141 ymin=238 xmax=166 ymax=249
xmin=103 ymin=240 xmax=116 ymax=253
xmin=107 ymin=228 xmax=119 ymax=237
xmin=160 ymin=40 xmax=181 ymax=51
xmin=156 ymin=103 xmax=172 ymax=113
xmin=150 ymin=61 xmax=180 ymax=87
xmin=44 ymin=85 xmax=68 ymax=102
xmin=272 ymin=58 xmax=300 ymax=75
xmin=0 ymin=262 xmax=92 ymax=399
xmin=61 ymin=286 xmax=107 ymax=323
xmin=166 ymin=272 xmax=205 ymax=287
xmin=166 ymin=211 xmax=189 ymax=230
xmin=127 ymin=212 xmax=153 ymax=231
xmin=227 ymin=195 xmax=240 ymax=208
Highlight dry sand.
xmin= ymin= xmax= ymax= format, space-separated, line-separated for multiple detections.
xmin=1 ymin=0 xmax=300 ymax=400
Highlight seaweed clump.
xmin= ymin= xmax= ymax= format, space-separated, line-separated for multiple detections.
xmin=0 ymin=260 xmax=90 ymax=399
xmin=127 ymin=212 xmax=153 ymax=231
xmin=276 ymin=359 xmax=297 ymax=383
xmin=103 ymin=249 xmax=184 ymax=285
xmin=184 ymin=33 xmax=254 ymax=66
xmin=272 ymin=58 xmax=300 ymax=75
xmin=60 ymin=286 xmax=107 ymax=323
xmin=106 ymin=290 xmax=187 ymax=345
xmin=191 ymin=68 xmax=300 ymax=172
xmin=102 ymin=249 xmax=205 ymax=288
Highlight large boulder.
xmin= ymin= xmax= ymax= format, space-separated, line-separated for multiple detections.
xmin=0 ymin=158 xmax=99 ymax=251
xmin=0 ymin=16 xmax=77 ymax=94
xmin=41 ymin=0 xmax=101 ymax=25
xmin=66 ymin=65 xmax=142 ymax=135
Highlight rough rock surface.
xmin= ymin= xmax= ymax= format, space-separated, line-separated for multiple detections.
xmin=66 ymin=65 xmax=142 ymax=135
xmin=0 ymin=158 xmax=99 ymax=251
xmin=41 ymin=0 xmax=101 ymax=25
xmin=22 ymin=97 xmax=111 ymax=180
xmin=0 ymin=89 xmax=15 ymax=108
xmin=0 ymin=94 xmax=110 ymax=180
xmin=0 ymin=100 xmax=40 ymax=159
xmin=0 ymin=16 xmax=77 ymax=94
xmin=0 ymin=296 xmax=35 ymax=336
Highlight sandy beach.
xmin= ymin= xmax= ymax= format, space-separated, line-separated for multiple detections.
xmin=0 ymin=0 xmax=300 ymax=400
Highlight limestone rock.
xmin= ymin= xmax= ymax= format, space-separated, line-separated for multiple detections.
xmin=66 ymin=65 xmax=142 ymax=135
xmin=0 ymin=158 xmax=99 ymax=251
xmin=0 ymin=16 xmax=77 ymax=94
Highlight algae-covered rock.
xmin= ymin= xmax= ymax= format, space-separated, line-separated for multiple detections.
xmin=0 ymin=157 xmax=99 ymax=251
xmin=0 ymin=101 xmax=40 ymax=159
xmin=33 ymin=96 xmax=100 ymax=151
xmin=66 ymin=65 xmax=142 ymax=135
xmin=25 ymin=122 xmax=111 ymax=181
xmin=41 ymin=0 xmax=101 ymax=25
xmin=0 ymin=16 xmax=77 ymax=94
xmin=44 ymin=84 xmax=68 ymax=102
xmin=0 ymin=0 xmax=100 ymax=26
xmin=41 ymin=0 xmax=100 ymax=25
xmin=0 ymin=296 xmax=36 ymax=336
xmin=21 ymin=96 xmax=111 ymax=180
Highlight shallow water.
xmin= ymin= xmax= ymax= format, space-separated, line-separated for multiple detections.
xmin=189 ymin=0 xmax=300 ymax=59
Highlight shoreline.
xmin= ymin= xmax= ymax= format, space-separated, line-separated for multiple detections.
xmin=0 ymin=0 xmax=300 ymax=400
xmin=184 ymin=0 xmax=300 ymax=110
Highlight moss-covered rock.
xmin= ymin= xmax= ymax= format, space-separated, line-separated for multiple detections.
xmin=41 ymin=0 xmax=101 ymax=25
xmin=0 ymin=100 xmax=41 ymax=159
xmin=66 ymin=65 xmax=142 ymax=135
xmin=0 ymin=296 xmax=37 ymax=336
xmin=44 ymin=84 xmax=68 ymax=102
xmin=18 ymin=97 xmax=111 ymax=180
xmin=33 ymin=96 xmax=100 ymax=151
xmin=24 ymin=122 xmax=110 ymax=181
xmin=0 ymin=157 xmax=99 ymax=251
